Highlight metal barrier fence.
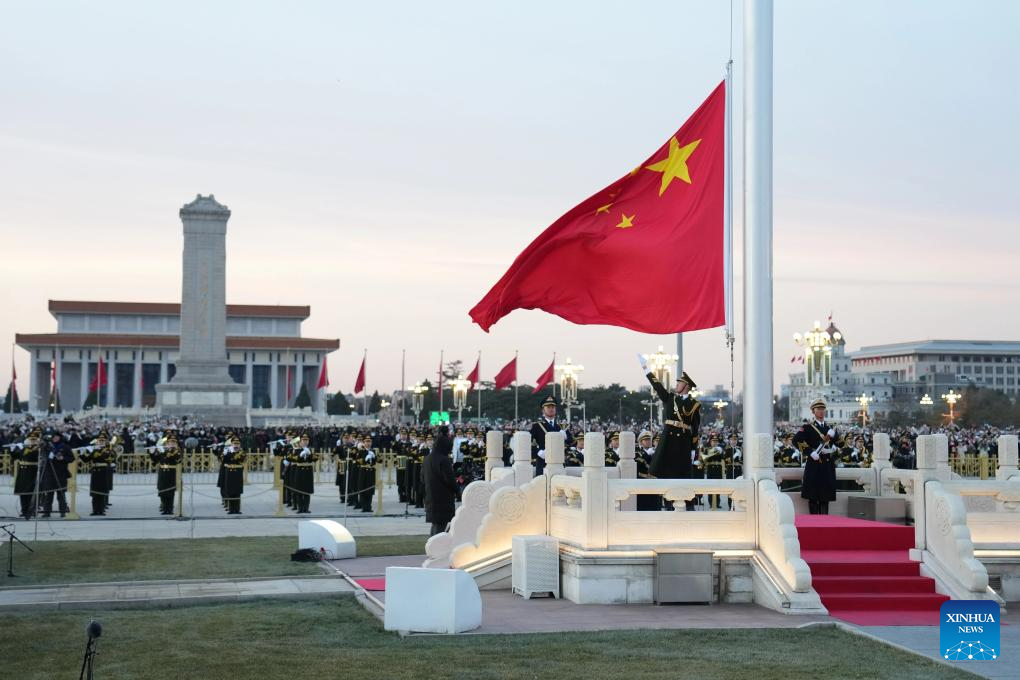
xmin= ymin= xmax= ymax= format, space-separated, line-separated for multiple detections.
xmin=949 ymin=454 xmax=998 ymax=479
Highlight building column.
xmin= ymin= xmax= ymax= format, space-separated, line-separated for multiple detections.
xmin=245 ymin=352 xmax=253 ymax=408
xmin=54 ymin=355 xmax=63 ymax=410
xmin=29 ymin=356 xmax=39 ymax=411
xmin=269 ymin=352 xmax=279 ymax=409
xmin=296 ymin=353 xmax=305 ymax=409
xmin=80 ymin=353 xmax=89 ymax=409
xmin=160 ymin=359 xmax=168 ymax=385
xmin=108 ymin=355 xmax=117 ymax=408
xmin=133 ymin=351 xmax=142 ymax=409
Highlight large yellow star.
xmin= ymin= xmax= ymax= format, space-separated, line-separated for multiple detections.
xmin=645 ymin=137 xmax=702 ymax=196
xmin=615 ymin=214 xmax=635 ymax=229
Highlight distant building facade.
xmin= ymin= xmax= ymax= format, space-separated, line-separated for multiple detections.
xmin=16 ymin=300 xmax=340 ymax=413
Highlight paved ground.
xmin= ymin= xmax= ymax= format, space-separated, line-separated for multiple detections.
xmin=0 ymin=574 xmax=354 ymax=611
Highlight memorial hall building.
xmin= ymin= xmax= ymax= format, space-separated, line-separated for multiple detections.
xmin=16 ymin=300 xmax=340 ymax=412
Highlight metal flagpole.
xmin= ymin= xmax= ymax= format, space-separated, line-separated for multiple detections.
xmin=513 ymin=350 xmax=519 ymax=423
xmin=743 ymin=0 xmax=775 ymax=438
xmin=362 ymin=349 xmax=367 ymax=417
xmin=400 ymin=349 xmax=406 ymax=419
xmin=439 ymin=349 xmax=444 ymax=414
xmin=476 ymin=350 xmax=481 ymax=424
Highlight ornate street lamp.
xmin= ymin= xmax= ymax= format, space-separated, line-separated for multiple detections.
xmin=450 ymin=375 xmax=471 ymax=424
xmin=856 ymin=393 xmax=872 ymax=427
xmin=712 ymin=399 xmax=728 ymax=426
xmin=919 ymin=394 xmax=934 ymax=407
xmin=793 ymin=320 xmax=842 ymax=386
xmin=555 ymin=357 xmax=584 ymax=423
xmin=642 ymin=345 xmax=678 ymax=424
xmin=410 ymin=382 xmax=427 ymax=424
xmin=941 ymin=389 xmax=962 ymax=425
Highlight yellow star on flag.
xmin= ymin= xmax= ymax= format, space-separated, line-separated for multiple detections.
xmin=645 ymin=137 xmax=702 ymax=196
xmin=615 ymin=214 xmax=635 ymax=229
xmin=595 ymin=203 xmax=613 ymax=214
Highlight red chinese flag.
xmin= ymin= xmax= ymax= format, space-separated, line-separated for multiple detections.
xmin=88 ymin=357 xmax=108 ymax=392
xmin=466 ymin=358 xmax=480 ymax=389
xmin=531 ymin=359 xmax=555 ymax=395
xmin=316 ymin=357 xmax=330 ymax=390
xmin=470 ymin=82 xmax=725 ymax=334
xmin=353 ymin=357 xmax=366 ymax=395
xmin=493 ymin=356 xmax=517 ymax=390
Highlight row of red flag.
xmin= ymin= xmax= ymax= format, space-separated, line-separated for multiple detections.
xmin=351 ymin=354 xmax=555 ymax=396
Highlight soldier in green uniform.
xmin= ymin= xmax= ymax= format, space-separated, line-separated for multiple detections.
xmin=78 ymin=430 xmax=115 ymax=516
xmin=222 ymin=432 xmax=246 ymax=514
xmin=701 ymin=434 xmax=725 ymax=509
xmin=639 ymin=355 xmax=700 ymax=510
xmin=150 ymin=432 xmax=182 ymax=516
xmin=635 ymin=430 xmax=659 ymax=511
xmin=605 ymin=432 xmax=620 ymax=467
xmin=358 ymin=435 xmax=377 ymax=512
xmin=11 ymin=427 xmax=43 ymax=519
xmin=565 ymin=435 xmax=584 ymax=467
xmin=293 ymin=432 xmax=318 ymax=514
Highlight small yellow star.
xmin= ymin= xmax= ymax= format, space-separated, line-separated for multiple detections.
xmin=615 ymin=214 xmax=635 ymax=229
xmin=645 ymin=136 xmax=702 ymax=196
xmin=595 ymin=203 xmax=613 ymax=214
xmin=630 ymin=166 xmax=640 ymax=176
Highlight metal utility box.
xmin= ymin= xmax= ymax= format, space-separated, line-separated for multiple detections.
xmin=654 ymin=549 xmax=713 ymax=604
xmin=512 ymin=535 xmax=560 ymax=599
xmin=847 ymin=495 xmax=908 ymax=524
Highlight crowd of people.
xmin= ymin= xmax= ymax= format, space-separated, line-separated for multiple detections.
xmin=1 ymin=396 xmax=1016 ymax=522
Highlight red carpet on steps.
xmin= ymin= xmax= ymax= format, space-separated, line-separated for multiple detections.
xmin=353 ymin=578 xmax=386 ymax=592
xmin=796 ymin=515 xmax=948 ymax=626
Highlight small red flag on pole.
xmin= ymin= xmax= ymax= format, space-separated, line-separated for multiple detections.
xmin=466 ymin=355 xmax=480 ymax=389
xmin=353 ymin=354 xmax=366 ymax=395
xmin=493 ymin=356 xmax=517 ymax=391
xmin=532 ymin=359 xmax=556 ymax=395
xmin=316 ymin=357 xmax=330 ymax=390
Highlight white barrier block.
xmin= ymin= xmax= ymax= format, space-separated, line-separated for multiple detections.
xmin=383 ymin=567 xmax=482 ymax=634
xmin=298 ymin=520 xmax=357 ymax=560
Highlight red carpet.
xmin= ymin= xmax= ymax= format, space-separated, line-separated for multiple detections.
xmin=354 ymin=578 xmax=386 ymax=592
xmin=796 ymin=515 xmax=948 ymax=626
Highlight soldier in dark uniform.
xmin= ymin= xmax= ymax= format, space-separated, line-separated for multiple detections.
xmin=40 ymin=431 xmax=73 ymax=517
xmin=565 ymin=435 xmax=584 ymax=467
xmin=700 ymin=434 xmax=725 ymax=509
xmin=78 ymin=430 xmax=115 ymax=516
xmin=393 ymin=428 xmax=410 ymax=503
xmin=605 ymin=432 xmax=620 ymax=467
xmin=640 ymin=355 xmax=700 ymax=511
xmin=334 ymin=430 xmax=354 ymax=502
xmin=725 ymin=434 xmax=742 ymax=479
xmin=150 ymin=432 xmax=182 ymax=516
xmin=358 ymin=435 xmax=377 ymax=512
xmin=293 ymin=432 xmax=318 ymax=514
xmin=793 ymin=398 xmax=839 ymax=515
xmin=530 ymin=396 xmax=571 ymax=475
xmin=11 ymin=427 xmax=43 ymax=519
xmin=635 ymin=431 xmax=659 ymax=511
xmin=222 ymin=432 xmax=246 ymax=514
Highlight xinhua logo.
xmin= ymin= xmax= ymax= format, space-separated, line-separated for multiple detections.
xmin=940 ymin=600 xmax=1000 ymax=661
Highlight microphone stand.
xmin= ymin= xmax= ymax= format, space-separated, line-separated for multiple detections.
xmin=1 ymin=523 xmax=33 ymax=578
xmin=79 ymin=631 xmax=99 ymax=680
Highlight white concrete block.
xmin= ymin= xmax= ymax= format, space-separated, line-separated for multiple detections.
xmin=384 ymin=567 xmax=482 ymax=634
xmin=298 ymin=519 xmax=356 ymax=560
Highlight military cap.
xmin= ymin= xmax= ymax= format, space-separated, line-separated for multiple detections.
xmin=540 ymin=396 xmax=557 ymax=408
xmin=638 ymin=430 xmax=652 ymax=442
xmin=677 ymin=371 xmax=697 ymax=389
xmin=810 ymin=397 xmax=827 ymax=411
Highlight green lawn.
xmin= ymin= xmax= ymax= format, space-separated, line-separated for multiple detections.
xmin=0 ymin=535 xmax=428 ymax=587
xmin=0 ymin=599 xmax=975 ymax=680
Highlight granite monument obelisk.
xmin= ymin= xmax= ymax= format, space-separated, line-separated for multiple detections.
xmin=156 ymin=194 xmax=249 ymax=425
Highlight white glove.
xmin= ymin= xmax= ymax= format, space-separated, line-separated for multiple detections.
xmin=810 ymin=452 xmax=821 ymax=461
xmin=48 ymin=452 xmax=55 ymax=459
xmin=282 ymin=459 xmax=290 ymax=467
xmin=300 ymin=448 xmax=311 ymax=459
xmin=366 ymin=452 xmax=376 ymax=463
xmin=537 ymin=450 xmax=546 ymax=460
xmin=827 ymin=429 xmax=836 ymax=439
xmin=637 ymin=353 xmax=648 ymax=372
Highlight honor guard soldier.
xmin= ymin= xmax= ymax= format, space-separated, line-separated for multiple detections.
xmin=701 ymin=434 xmax=725 ymax=509
xmin=635 ymin=431 xmax=659 ymax=511
xmin=565 ymin=435 xmax=584 ymax=467
xmin=793 ymin=398 xmax=839 ymax=514
xmin=394 ymin=428 xmax=411 ymax=503
xmin=293 ymin=432 xmax=318 ymax=514
xmin=222 ymin=433 xmax=246 ymax=514
xmin=78 ymin=430 xmax=115 ymax=516
xmin=530 ymin=396 xmax=571 ymax=475
xmin=358 ymin=435 xmax=377 ymax=512
xmin=605 ymin=432 xmax=621 ymax=467
xmin=725 ymin=434 xmax=742 ymax=479
xmin=639 ymin=355 xmax=700 ymax=510
xmin=335 ymin=430 xmax=355 ymax=502
xmin=416 ymin=434 xmax=432 ymax=508
xmin=11 ymin=427 xmax=43 ymax=519
xmin=150 ymin=432 xmax=182 ymax=516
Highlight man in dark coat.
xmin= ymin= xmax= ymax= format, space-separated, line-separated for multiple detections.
xmin=423 ymin=429 xmax=457 ymax=536
xmin=793 ymin=397 xmax=838 ymax=514
xmin=40 ymin=431 xmax=73 ymax=517
xmin=640 ymin=355 xmax=700 ymax=510
xmin=530 ymin=396 xmax=572 ymax=475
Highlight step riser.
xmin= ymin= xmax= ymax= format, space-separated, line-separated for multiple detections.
xmin=813 ymin=579 xmax=935 ymax=594
xmin=820 ymin=595 xmax=950 ymax=611
xmin=798 ymin=528 xmax=914 ymax=551
xmin=806 ymin=563 xmax=920 ymax=577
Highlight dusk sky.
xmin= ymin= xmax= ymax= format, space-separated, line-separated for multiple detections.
xmin=2 ymin=1 xmax=1018 ymax=400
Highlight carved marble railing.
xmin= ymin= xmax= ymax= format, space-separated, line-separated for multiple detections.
xmin=424 ymin=430 xmax=534 ymax=568
xmin=449 ymin=475 xmax=548 ymax=570
xmin=923 ymin=480 xmax=991 ymax=598
xmin=941 ymin=478 xmax=1020 ymax=548
xmin=756 ymin=478 xmax=812 ymax=593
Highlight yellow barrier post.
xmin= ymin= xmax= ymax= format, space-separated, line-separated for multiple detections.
xmin=374 ymin=461 xmax=384 ymax=516
xmin=66 ymin=459 xmax=80 ymax=520
xmin=979 ymin=453 xmax=989 ymax=480
xmin=274 ymin=456 xmax=285 ymax=517
xmin=175 ymin=462 xmax=184 ymax=518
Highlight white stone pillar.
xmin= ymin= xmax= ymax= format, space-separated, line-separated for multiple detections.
xmin=133 ymin=352 xmax=142 ymax=409
xmin=54 ymin=356 xmax=63 ymax=410
xmin=616 ymin=431 xmax=636 ymax=511
xmin=997 ymin=435 xmax=1018 ymax=480
xmin=511 ymin=431 xmax=533 ymax=486
xmin=485 ymin=430 xmax=504 ymax=481
xmin=29 ymin=357 xmax=39 ymax=411
xmin=296 ymin=353 xmax=305 ymax=409
xmin=745 ymin=433 xmax=775 ymax=482
xmin=79 ymin=354 xmax=89 ymax=409
xmin=245 ymin=353 xmax=254 ymax=408
xmin=544 ymin=432 xmax=566 ymax=477
xmin=935 ymin=434 xmax=952 ymax=482
xmin=872 ymin=433 xmax=891 ymax=472
xmin=582 ymin=432 xmax=609 ymax=549
xmin=914 ymin=434 xmax=940 ymax=551
xmin=160 ymin=359 xmax=168 ymax=385
xmin=108 ymin=357 xmax=118 ymax=408
xmin=617 ymin=431 xmax=636 ymax=479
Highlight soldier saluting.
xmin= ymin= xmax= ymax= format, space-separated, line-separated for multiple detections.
xmin=639 ymin=354 xmax=700 ymax=510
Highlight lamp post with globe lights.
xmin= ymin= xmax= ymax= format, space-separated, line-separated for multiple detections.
xmin=941 ymin=389 xmax=962 ymax=425
xmin=793 ymin=320 xmax=842 ymax=386
xmin=712 ymin=399 xmax=728 ymax=427
xmin=450 ymin=375 xmax=471 ymax=424
xmin=642 ymin=345 xmax=678 ymax=424
xmin=410 ymin=383 xmax=427 ymax=425
xmin=856 ymin=393 xmax=871 ymax=428
xmin=555 ymin=358 xmax=584 ymax=423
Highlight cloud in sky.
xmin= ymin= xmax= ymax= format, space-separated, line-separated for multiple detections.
xmin=1 ymin=1 xmax=1017 ymax=400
